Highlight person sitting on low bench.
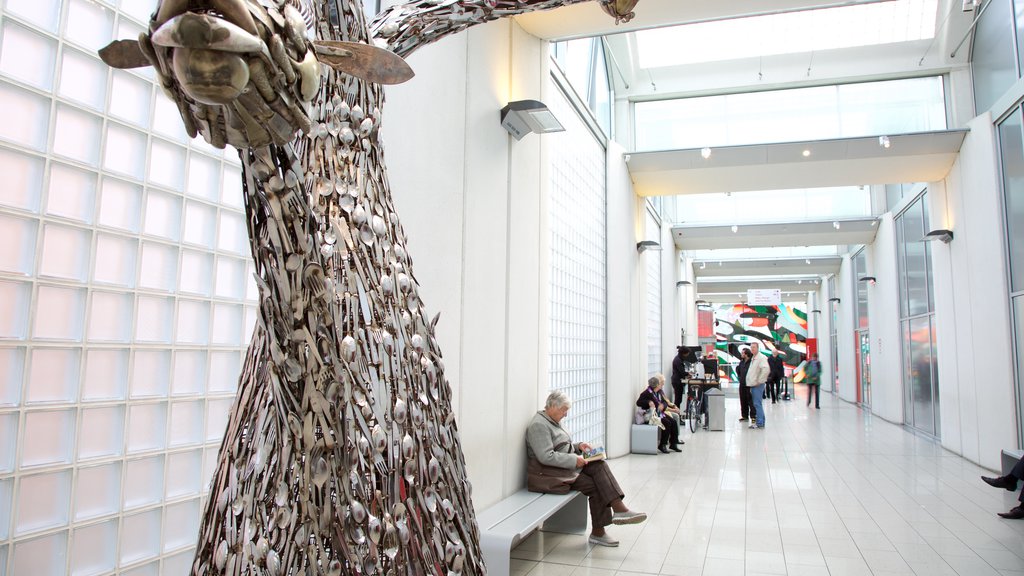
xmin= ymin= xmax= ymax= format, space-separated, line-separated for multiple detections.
xmin=982 ymin=452 xmax=1024 ymax=519
xmin=526 ymin=390 xmax=647 ymax=547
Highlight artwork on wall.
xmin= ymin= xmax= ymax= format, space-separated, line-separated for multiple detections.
xmin=98 ymin=1 xmax=638 ymax=575
xmin=712 ymin=303 xmax=809 ymax=383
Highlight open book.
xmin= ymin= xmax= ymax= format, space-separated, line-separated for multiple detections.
xmin=581 ymin=446 xmax=606 ymax=462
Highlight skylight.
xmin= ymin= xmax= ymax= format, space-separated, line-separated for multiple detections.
xmin=637 ymin=0 xmax=937 ymax=68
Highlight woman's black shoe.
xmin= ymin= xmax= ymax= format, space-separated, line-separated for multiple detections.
xmin=669 ymin=445 xmax=682 ymax=452
xmin=658 ymin=446 xmax=670 ymax=454
xmin=998 ymin=506 xmax=1024 ymax=519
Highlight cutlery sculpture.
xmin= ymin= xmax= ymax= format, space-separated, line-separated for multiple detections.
xmin=100 ymin=0 xmax=638 ymax=574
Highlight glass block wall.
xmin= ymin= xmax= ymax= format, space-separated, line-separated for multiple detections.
xmin=0 ymin=1 xmax=255 ymax=574
xmin=644 ymin=209 xmax=661 ymax=378
xmin=548 ymin=82 xmax=607 ymax=448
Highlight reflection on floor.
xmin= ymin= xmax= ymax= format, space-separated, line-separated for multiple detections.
xmin=509 ymin=392 xmax=1024 ymax=576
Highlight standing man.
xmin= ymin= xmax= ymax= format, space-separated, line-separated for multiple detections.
xmin=767 ymin=349 xmax=785 ymax=404
xmin=670 ymin=347 xmax=688 ymax=409
xmin=805 ymin=353 xmax=821 ymax=409
xmin=747 ymin=343 xmax=770 ymax=429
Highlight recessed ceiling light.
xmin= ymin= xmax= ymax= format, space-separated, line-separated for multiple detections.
xmin=701 ymin=147 xmax=712 ymax=159
xmin=731 ymin=225 xmax=738 ymax=233
xmin=802 ymin=150 xmax=811 ymax=157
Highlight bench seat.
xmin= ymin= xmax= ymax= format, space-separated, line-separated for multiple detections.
xmin=1002 ymin=448 xmax=1024 ymax=476
xmin=477 ymin=490 xmax=587 ymax=576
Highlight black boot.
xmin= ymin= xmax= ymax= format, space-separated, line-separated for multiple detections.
xmin=982 ymin=475 xmax=1019 ymax=491
xmin=997 ymin=505 xmax=1024 ymax=519
xmin=658 ymin=445 xmax=669 ymax=454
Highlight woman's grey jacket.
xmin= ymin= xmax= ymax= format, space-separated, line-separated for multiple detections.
xmin=525 ymin=410 xmax=580 ymax=471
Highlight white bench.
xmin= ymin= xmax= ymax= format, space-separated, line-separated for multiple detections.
xmin=476 ymin=490 xmax=588 ymax=576
xmin=1002 ymin=448 xmax=1024 ymax=476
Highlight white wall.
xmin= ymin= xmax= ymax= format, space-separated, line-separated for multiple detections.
xmin=384 ymin=19 xmax=550 ymax=508
xmin=836 ymin=255 xmax=859 ymax=403
xmin=865 ymin=214 xmax=903 ymax=423
xmin=816 ymin=284 xmax=835 ymax=393
xmin=385 ymin=19 xmax=647 ymax=504
xmin=661 ymin=223 xmax=681 ymax=376
xmin=933 ymin=113 xmax=1018 ymax=468
xmin=607 ymin=143 xmax=642 ymax=458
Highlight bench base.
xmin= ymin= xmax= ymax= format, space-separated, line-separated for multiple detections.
xmin=1002 ymin=449 xmax=1024 ymax=476
xmin=478 ymin=490 xmax=588 ymax=576
xmin=631 ymin=424 xmax=658 ymax=454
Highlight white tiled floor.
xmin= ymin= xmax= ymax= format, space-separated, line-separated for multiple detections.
xmin=509 ymin=391 xmax=1024 ymax=576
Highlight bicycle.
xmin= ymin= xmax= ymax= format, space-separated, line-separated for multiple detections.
xmin=685 ymin=384 xmax=705 ymax=433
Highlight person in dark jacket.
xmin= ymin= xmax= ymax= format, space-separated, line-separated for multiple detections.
xmin=636 ymin=375 xmax=681 ymax=453
xmin=670 ymin=347 xmax=688 ymax=408
xmin=737 ymin=348 xmax=753 ymax=421
xmin=767 ymin=349 xmax=785 ymax=404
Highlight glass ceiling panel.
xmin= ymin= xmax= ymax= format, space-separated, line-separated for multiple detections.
xmin=635 ymin=75 xmax=946 ymax=151
xmin=637 ymin=0 xmax=937 ymax=68
xmin=674 ymin=187 xmax=871 ymax=225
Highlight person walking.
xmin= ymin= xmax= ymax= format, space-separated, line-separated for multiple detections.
xmin=767 ymin=349 xmax=784 ymax=404
xmin=747 ymin=343 xmax=770 ymax=429
xmin=737 ymin=349 xmax=753 ymax=422
xmin=805 ymin=353 xmax=821 ymax=409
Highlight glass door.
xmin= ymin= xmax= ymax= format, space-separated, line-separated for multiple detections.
xmin=896 ymin=191 xmax=940 ymax=437
xmin=858 ymin=331 xmax=871 ymax=407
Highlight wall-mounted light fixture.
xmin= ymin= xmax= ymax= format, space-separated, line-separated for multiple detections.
xmin=676 ymin=280 xmax=692 ymax=287
xmin=636 ymin=240 xmax=661 ymax=253
xmin=500 ymin=100 xmax=565 ymax=140
xmin=923 ymin=229 xmax=954 ymax=244
xmin=828 ymin=297 xmax=841 ymax=304
xmin=858 ymin=276 xmax=877 ymax=285
xmin=695 ymin=299 xmax=710 ymax=307
xmin=878 ymin=135 xmax=891 ymax=149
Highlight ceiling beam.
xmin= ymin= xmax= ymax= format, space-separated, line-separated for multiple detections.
xmin=628 ymin=130 xmax=968 ymax=196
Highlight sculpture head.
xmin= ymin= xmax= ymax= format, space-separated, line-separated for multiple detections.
xmin=599 ymin=0 xmax=639 ymax=23
xmin=99 ymin=0 xmax=412 ymax=149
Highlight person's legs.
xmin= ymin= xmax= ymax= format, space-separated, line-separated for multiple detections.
xmin=750 ymin=384 xmax=765 ymax=427
xmin=813 ymin=384 xmax=820 ymax=408
xmin=571 ymin=461 xmax=644 ymax=542
xmin=739 ymin=385 xmax=750 ymax=420
xmin=665 ymin=416 xmax=681 ymax=450
xmin=673 ymin=383 xmax=684 ymax=409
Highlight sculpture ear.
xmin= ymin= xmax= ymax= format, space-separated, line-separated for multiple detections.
xmin=99 ymin=39 xmax=152 ymax=69
xmin=313 ymin=41 xmax=414 ymax=85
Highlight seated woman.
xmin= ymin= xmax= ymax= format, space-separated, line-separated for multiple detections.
xmin=636 ymin=374 xmax=682 ymax=453
xmin=527 ymin=391 xmax=647 ymax=547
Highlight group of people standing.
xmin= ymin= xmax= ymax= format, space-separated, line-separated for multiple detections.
xmin=733 ymin=345 xmax=824 ymax=429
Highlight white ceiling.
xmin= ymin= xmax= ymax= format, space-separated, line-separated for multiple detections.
xmin=517 ymin=0 xmax=976 ymax=300
xmin=628 ymin=130 xmax=968 ymax=196
xmin=517 ymin=0 xmax=907 ymax=42
xmin=690 ymin=257 xmax=843 ymax=277
xmin=672 ymin=217 xmax=880 ymax=250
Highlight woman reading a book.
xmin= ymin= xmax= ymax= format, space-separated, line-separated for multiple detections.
xmin=636 ymin=374 xmax=682 ymax=453
xmin=526 ymin=390 xmax=647 ymax=547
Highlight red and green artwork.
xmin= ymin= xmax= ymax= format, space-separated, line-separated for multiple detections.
xmin=712 ymin=303 xmax=809 ymax=382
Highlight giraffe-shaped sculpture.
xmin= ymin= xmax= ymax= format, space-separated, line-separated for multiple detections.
xmin=100 ymin=0 xmax=639 ymax=573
